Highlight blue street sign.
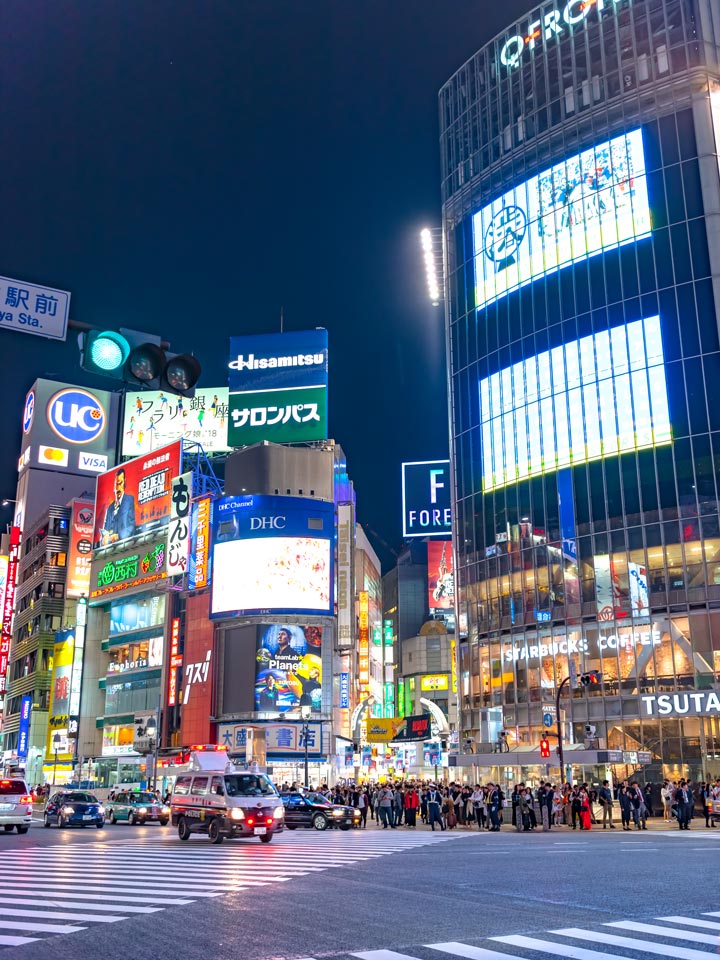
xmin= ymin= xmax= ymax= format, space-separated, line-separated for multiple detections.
xmin=543 ymin=712 xmax=554 ymax=728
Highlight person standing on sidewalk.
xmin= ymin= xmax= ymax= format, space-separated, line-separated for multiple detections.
xmin=631 ymin=781 xmax=648 ymax=830
xmin=487 ymin=783 xmax=502 ymax=831
xmin=618 ymin=781 xmax=633 ymax=831
xmin=427 ymin=786 xmax=445 ymax=831
xmin=598 ymin=780 xmax=615 ymax=829
xmin=378 ymin=785 xmax=394 ymax=828
xmin=404 ymin=785 xmax=419 ymax=828
xmin=675 ymin=780 xmax=692 ymax=830
xmin=537 ymin=782 xmax=550 ymax=832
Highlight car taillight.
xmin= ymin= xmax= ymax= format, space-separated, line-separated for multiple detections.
xmin=247 ymin=817 xmax=254 ymax=826
xmin=21 ymin=796 xmax=33 ymax=804
xmin=266 ymin=818 xmax=273 ymax=825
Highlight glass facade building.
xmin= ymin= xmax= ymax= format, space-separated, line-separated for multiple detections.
xmin=441 ymin=0 xmax=720 ymax=780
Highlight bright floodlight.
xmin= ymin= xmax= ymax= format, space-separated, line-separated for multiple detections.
xmin=420 ymin=228 xmax=441 ymax=305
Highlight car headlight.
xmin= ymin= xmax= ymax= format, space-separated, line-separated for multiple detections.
xmin=353 ymin=809 xmax=361 ymax=817
xmin=230 ymin=808 xmax=245 ymax=820
xmin=273 ymin=807 xmax=284 ymax=819
xmin=63 ymin=806 xmax=75 ymax=814
xmin=332 ymin=808 xmax=343 ymax=817
xmin=161 ymin=805 xmax=170 ymax=814
xmin=137 ymin=807 xmax=148 ymax=814
xmin=97 ymin=806 xmax=105 ymax=815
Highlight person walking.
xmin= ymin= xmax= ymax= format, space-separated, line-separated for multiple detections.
xmin=427 ymin=786 xmax=445 ymax=831
xmin=393 ymin=786 xmax=404 ymax=827
xmin=630 ymin=781 xmax=647 ymax=830
xmin=404 ymin=785 xmax=419 ymax=828
xmin=378 ymin=785 xmax=395 ymax=828
xmin=598 ymin=780 xmax=615 ymax=829
xmin=618 ymin=782 xmax=633 ymax=831
xmin=357 ymin=788 xmax=369 ymax=828
xmin=703 ymin=782 xmax=716 ymax=828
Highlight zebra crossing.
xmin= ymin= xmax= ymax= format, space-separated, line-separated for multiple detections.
xmin=335 ymin=913 xmax=720 ymax=960
xmin=0 ymin=828 xmax=464 ymax=948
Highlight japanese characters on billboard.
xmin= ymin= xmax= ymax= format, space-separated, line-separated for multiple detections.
xmin=91 ymin=541 xmax=168 ymax=599
xmin=167 ymin=473 xmax=193 ymax=577
xmin=218 ymin=721 xmax=323 ymax=757
xmin=211 ymin=495 xmax=333 ymax=617
xmin=46 ymin=630 xmax=75 ymax=763
xmin=428 ymin=540 xmax=454 ymax=610
xmin=94 ymin=441 xmax=182 ymax=549
xmin=227 ymin=329 xmax=328 ymax=446
xmin=189 ymin=496 xmax=212 ymax=590
xmin=336 ymin=503 xmax=354 ymax=648
xmin=123 ymin=388 xmax=230 ymax=456
xmin=67 ymin=500 xmax=94 ymax=598
xmin=255 ymin=624 xmax=322 ymax=714
xmin=0 ymin=527 xmax=20 ymax=711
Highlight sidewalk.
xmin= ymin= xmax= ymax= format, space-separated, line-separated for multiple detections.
xmin=364 ymin=814 xmax=713 ymax=833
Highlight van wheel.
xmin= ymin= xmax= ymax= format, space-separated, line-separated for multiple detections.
xmin=208 ymin=819 xmax=224 ymax=844
xmin=178 ymin=817 xmax=191 ymax=841
xmin=312 ymin=814 xmax=328 ymax=831
xmin=259 ymin=834 xmax=272 ymax=843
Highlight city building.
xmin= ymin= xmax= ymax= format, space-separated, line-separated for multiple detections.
xmin=441 ymin=0 xmax=720 ymax=782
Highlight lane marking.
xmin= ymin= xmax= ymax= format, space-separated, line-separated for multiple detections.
xmin=606 ymin=920 xmax=720 ymax=945
xmin=552 ymin=927 xmax=715 ymax=960
xmin=493 ymin=934 xmax=632 ymax=960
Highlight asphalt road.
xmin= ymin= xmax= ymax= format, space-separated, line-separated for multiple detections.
xmin=3 ymin=816 xmax=720 ymax=960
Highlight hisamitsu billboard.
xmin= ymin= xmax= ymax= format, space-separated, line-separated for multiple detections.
xmin=402 ymin=461 xmax=452 ymax=539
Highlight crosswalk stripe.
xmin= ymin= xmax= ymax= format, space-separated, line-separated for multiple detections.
xmin=656 ymin=916 xmax=720 ymax=931
xmin=703 ymin=912 xmax=720 ymax=918
xmin=0 ymin=920 xmax=86 ymax=934
xmin=429 ymin=940 xmax=530 ymax=960
xmin=492 ymin=934 xmax=631 ymax=960
xmin=0 ymin=882 xmax=202 ymax=902
xmin=0 ymin=897 xmax=161 ymax=914
xmin=352 ymin=951 xmax=428 ymax=960
xmin=0 ymin=908 xmax=122 ymax=924
xmin=552 ymin=926 xmax=716 ymax=960
xmin=0 ymin=936 xmax=39 ymax=947
xmin=0 ymin=875 xmax=234 ymax=894
xmin=606 ymin=920 xmax=720 ymax=944
xmin=0 ymin=865 xmax=303 ymax=883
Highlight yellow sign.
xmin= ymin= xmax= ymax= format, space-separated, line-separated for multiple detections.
xmin=45 ymin=635 xmax=75 ymax=763
xmin=365 ymin=717 xmax=404 ymax=742
xmin=421 ymin=674 xmax=449 ymax=692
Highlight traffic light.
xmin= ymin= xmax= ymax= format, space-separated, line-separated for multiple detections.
xmin=80 ymin=328 xmax=201 ymax=397
xmin=539 ymin=737 xmax=550 ymax=759
xmin=580 ymin=670 xmax=602 ymax=687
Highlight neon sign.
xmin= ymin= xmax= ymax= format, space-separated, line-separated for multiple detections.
xmin=499 ymin=0 xmax=630 ymax=70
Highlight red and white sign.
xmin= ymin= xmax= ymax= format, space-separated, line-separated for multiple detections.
xmin=67 ymin=499 xmax=94 ymax=598
xmin=167 ymin=617 xmax=182 ymax=707
xmin=0 ymin=526 xmax=21 ymax=716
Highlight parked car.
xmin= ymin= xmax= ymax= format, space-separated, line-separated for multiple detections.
xmin=0 ymin=778 xmax=33 ymax=834
xmin=280 ymin=791 xmax=361 ymax=831
xmin=106 ymin=791 xmax=170 ymax=825
xmin=44 ymin=791 xmax=105 ymax=829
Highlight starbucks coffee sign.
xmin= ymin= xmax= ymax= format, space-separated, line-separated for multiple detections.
xmin=641 ymin=691 xmax=720 ymax=717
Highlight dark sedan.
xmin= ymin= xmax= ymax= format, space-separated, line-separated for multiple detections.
xmin=281 ymin=791 xmax=360 ymax=831
xmin=44 ymin=791 xmax=105 ymax=829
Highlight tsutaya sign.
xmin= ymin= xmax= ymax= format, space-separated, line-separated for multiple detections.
xmin=499 ymin=0 xmax=630 ymax=70
xmin=641 ymin=691 xmax=720 ymax=718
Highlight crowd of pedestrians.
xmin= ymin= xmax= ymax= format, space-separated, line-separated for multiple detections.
xmin=293 ymin=776 xmax=720 ymax=833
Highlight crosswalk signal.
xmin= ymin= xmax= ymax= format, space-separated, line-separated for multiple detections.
xmin=80 ymin=328 xmax=201 ymax=397
xmin=539 ymin=737 xmax=550 ymax=759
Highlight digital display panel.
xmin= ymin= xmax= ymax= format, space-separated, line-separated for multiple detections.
xmin=255 ymin=624 xmax=323 ymax=714
xmin=212 ymin=537 xmax=331 ymax=615
xmin=479 ymin=316 xmax=671 ymax=491
xmin=473 ymin=129 xmax=651 ymax=311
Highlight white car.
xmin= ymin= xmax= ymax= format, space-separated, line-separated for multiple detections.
xmin=0 ymin=778 xmax=33 ymax=834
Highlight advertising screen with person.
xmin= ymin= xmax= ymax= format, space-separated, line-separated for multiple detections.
xmin=254 ymin=624 xmax=322 ymax=714
xmin=428 ymin=540 xmax=454 ymax=610
xmin=93 ymin=441 xmax=182 ymax=549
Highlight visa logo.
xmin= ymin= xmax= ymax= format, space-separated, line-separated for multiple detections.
xmin=79 ymin=452 xmax=108 ymax=473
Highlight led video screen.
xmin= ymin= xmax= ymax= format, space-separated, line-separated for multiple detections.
xmin=473 ymin=128 xmax=651 ymax=311
xmin=479 ymin=316 xmax=671 ymax=492
xmin=212 ymin=536 xmax=332 ymax=616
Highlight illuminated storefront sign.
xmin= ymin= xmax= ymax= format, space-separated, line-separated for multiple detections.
xmin=167 ymin=617 xmax=182 ymax=708
xmin=0 ymin=527 xmax=20 ymax=715
xmin=450 ymin=636 xmax=458 ymax=694
xmin=503 ymin=625 xmax=660 ymax=662
xmin=167 ymin=473 xmax=193 ymax=577
xmin=421 ymin=675 xmax=449 ymax=692
xmin=641 ymin=691 xmax=720 ymax=718
xmin=358 ymin=592 xmax=370 ymax=688
xmin=473 ymin=129 xmax=650 ymax=312
xmin=336 ymin=503 xmax=354 ymax=648
xmin=480 ymin=316 xmax=671 ymax=492
xmin=17 ymin=696 xmax=32 ymax=759
xmin=189 ymin=495 xmax=212 ymax=590
xmin=91 ymin=542 xmax=167 ymax=599
xmin=218 ymin=722 xmax=324 ymax=757
xmin=402 ymin=460 xmax=452 ymax=538
xmin=398 ymin=678 xmax=405 ymax=718
xmin=340 ymin=672 xmax=350 ymax=709
xmin=499 ymin=0 xmax=631 ymax=70
xmin=384 ymin=681 xmax=395 ymax=718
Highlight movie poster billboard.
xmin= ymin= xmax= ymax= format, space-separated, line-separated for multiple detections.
xmin=93 ymin=441 xmax=182 ymax=549
xmin=254 ymin=624 xmax=322 ymax=714
xmin=67 ymin=500 xmax=94 ymax=598
xmin=428 ymin=540 xmax=454 ymax=610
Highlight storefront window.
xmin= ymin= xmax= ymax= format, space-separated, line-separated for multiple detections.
xmin=107 ymin=636 xmax=163 ymax=675
xmin=109 ymin=594 xmax=166 ymax=635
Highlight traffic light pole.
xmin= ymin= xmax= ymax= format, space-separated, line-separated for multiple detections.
xmin=556 ymin=675 xmax=571 ymax=784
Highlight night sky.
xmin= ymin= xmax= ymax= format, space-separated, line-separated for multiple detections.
xmin=1 ymin=0 xmax=529 ymax=567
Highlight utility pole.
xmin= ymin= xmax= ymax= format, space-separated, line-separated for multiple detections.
xmin=556 ymin=676 xmax=571 ymax=783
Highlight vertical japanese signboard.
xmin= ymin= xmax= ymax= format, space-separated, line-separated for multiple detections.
xmin=0 ymin=527 xmax=20 ymax=724
xmin=167 ymin=473 xmax=193 ymax=577
xmin=167 ymin=617 xmax=182 ymax=707
xmin=189 ymin=495 xmax=212 ymax=590
xmin=67 ymin=500 xmax=94 ymax=598
xmin=358 ymin=591 xmax=369 ymax=692
xmin=336 ymin=503 xmax=354 ymax=648
xmin=17 ymin=696 xmax=32 ymax=758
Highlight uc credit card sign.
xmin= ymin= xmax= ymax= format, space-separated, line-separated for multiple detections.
xmin=402 ymin=461 xmax=452 ymax=539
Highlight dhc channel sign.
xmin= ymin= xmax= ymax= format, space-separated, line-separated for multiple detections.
xmin=47 ymin=388 xmax=106 ymax=445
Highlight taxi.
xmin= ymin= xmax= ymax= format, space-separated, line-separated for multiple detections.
xmin=106 ymin=790 xmax=170 ymax=826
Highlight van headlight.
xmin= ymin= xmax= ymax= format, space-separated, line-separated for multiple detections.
xmin=273 ymin=807 xmax=284 ymax=819
xmin=230 ymin=808 xmax=245 ymax=820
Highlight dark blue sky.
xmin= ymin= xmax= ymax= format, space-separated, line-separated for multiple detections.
xmin=1 ymin=0 xmax=527 ymax=567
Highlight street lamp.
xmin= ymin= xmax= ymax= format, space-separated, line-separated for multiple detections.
xmin=52 ymin=733 xmax=61 ymax=788
xmin=300 ymin=703 xmax=312 ymax=790
xmin=1 ymin=499 xmax=16 ymax=507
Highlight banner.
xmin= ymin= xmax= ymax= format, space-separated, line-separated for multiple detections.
xmin=218 ymin=721 xmax=323 ymax=757
xmin=17 ymin=695 xmax=32 ymax=759
xmin=167 ymin=472 xmax=193 ymax=577
xmin=67 ymin=500 xmax=94 ymax=598
xmin=336 ymin=503 xmax=354 ymax=647
xmin=365 ymin=714 xmax=432 ymax=743
xmin=428 ymin=540 xmax=454 ymax=610
xmin=94 ymin=441 xmax=182 ymax=549
xmin=0 ymin=526 xmax=20 ymax=702
xmin=189 ymin=496 xmax=212 ymax=590
xmin=123 ymin=388 xmax=230 ymax=456
xmin=255 ymin=623 xmax=322 ymax=714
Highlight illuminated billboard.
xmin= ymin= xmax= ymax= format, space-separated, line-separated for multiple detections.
xmin=210 ymin=495 xmax=333 ymax=617
xmin=255 ymin=624 xmax=323 ymax=714
xmin=123 ymin=388 xmax=230 ymax=456
xmin=473 ymin=129 xmax=651 ymax=311
xmin=67 ymin=500 xmax=94 ymax=598
xmin=94 ymin=441 xmax=182 ymax=549
xmin=479 ymin=316 xmax=671 ymax=491
xmin=402 ymin=461 xmax=452 ymax=538
xmin=428 ymin=540 xmax=454 ymax=610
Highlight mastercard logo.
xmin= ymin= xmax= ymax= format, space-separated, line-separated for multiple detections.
xmin=39 ymin=445 xmax=69 ymax=467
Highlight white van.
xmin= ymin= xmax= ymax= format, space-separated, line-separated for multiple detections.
xmin=170 ymin=747 xmax=284 ymax=844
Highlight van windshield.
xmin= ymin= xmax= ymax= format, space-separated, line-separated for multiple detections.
xmin=224 ymin=775 xmax=277 ymax=797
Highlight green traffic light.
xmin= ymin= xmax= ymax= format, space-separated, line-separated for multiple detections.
xmin=88 ymin=331 xmax=130 ymax=372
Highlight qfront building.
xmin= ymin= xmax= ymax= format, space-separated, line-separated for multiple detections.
xmin=441 ymin=0 xmax=720 ymax=781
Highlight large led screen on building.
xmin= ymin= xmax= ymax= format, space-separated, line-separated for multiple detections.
xmin=473 ymin=129 xmax=651 ymax=311
xmin=479 ymin=316 xmax=671 ymax=492
xmin=255 ymin=624 xmax=323 ymax=713
xmin=210 ymin=495 xmax=333 ymax=617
